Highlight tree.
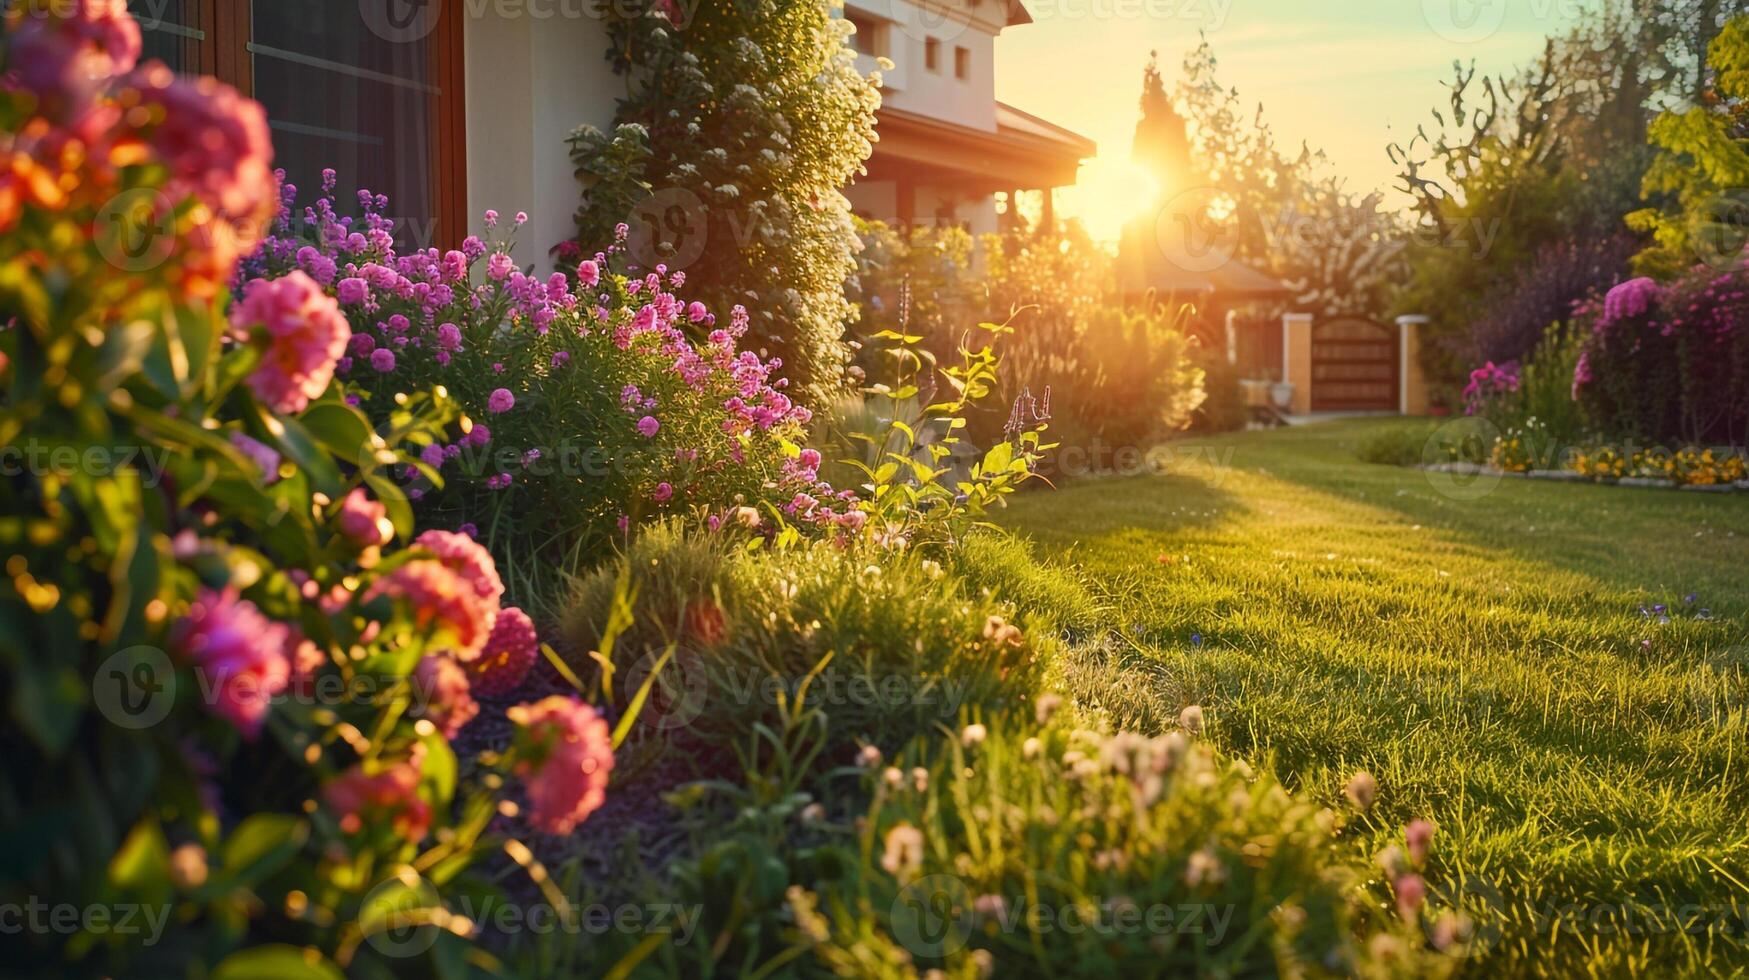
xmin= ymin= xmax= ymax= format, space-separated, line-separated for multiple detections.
xmin=1629 ymin=15 xmax=1749 ymax=277
xmin=565 ymin=1 xmax=880 ymax=406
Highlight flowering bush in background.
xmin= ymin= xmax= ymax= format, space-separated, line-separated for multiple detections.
xmin=1573 ymin=266 xmax=1749 ymax=447
xmin=0 ymin=6 xmax=616 ymax=975
xmin=245 ymin=177 xmax=856 ymax=600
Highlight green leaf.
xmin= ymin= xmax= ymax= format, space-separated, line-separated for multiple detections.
xmin=261 ymin=410 xmax=344 ymax=497
xmin=612 ymin=643 xmax=675 ymax=750
xmin=211 ymin=945 xmax=343 ymax=980
xmin=217 ymin=813 xmax=308 ymax=891
xmin=299 ymin=401 xmax=375 ymax=467
xmin=419 ymin=733 xmax=458 ymax=804
xmin=982 ymin=441 xmax=1013 ymax=476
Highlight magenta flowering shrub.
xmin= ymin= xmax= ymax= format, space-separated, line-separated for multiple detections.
xmin=1574 ymin=267 xmax=1749 ymax=445
xmin=0 ymin=6 xmax=622 ymax=975
xmin=244 ymin=176 xmax=857 ymax=589
xmin=1461 ymin=359 xmax=1521 ymax=417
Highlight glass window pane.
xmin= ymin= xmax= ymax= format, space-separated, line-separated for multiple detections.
xmin=128 ymin=0 xmax=202 ymax=74
xmin=250 ymin=1 xmax=440 ymax=248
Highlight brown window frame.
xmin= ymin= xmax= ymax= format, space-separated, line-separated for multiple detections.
xmin=138 ymin=1 xmax=468 ymax=248
xmin=925 ymin=37 xmax=940 ymax=73
xmin=954 ymin=45 xmax=970 ymax=80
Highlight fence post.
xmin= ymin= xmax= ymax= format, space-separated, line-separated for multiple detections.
xmin=1395 ymin=315 xmax=1431 ymax=416
xmin=1282 ymin=312 xmax=1313 ymax=415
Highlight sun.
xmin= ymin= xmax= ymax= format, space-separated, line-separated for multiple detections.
xmin=1057 ymin=155 xmax=1161 ymax=244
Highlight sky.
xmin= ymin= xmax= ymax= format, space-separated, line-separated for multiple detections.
xmin=996 ymin=0 xmax=1595 ymax=240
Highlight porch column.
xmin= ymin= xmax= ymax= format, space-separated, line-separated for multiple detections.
xmin=896 ymin=179 xmax=916 ymax=239
xmin=1282 ymin=312 xmax=1313 ymax=415
xmin=1040 ymin=188 xmax=1056 ymax=235
xmin=1396 ymin=315 xmax=1432 ymax=415
xmin=1224 ymin=309 xmax=1239 ymax=366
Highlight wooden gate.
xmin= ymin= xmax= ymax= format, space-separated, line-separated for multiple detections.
xmin=1311 ymin=318 xmax=1397 ymax=411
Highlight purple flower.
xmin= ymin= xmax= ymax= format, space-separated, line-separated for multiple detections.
xmin=465 ymin=423 xmax=491 ymax=447
xmin=370 ymin=348 xmax=396 ymax=373
xmin=437 ymin=323 xmax=462 ymax=350
xmin=652 ymin=482 xmax=673 ymax=503
xmin=487 ymin=252 xmax=515 ymax=281
xmin=637 ymin=415 xmax=660 ymax=438
xmin=551 ymin=351 xmax=570 ymax=368
xmin=337 ymin=277 xmax=369 ymax=305
xmin=488 ymin=388 xmax=515 ymax=414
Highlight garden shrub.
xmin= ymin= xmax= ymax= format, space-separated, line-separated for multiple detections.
xmin=564 ymin=0 xmax=881 ymax=406
xmin=245 ymin=177 xmax=855 ymax=607
xmin=1455 ymin=235 xmax=1639 ymax=367
xmin=791 ymin=717 xmax=1456 ymax=978
xmin=560 ymin=522 xmax=1044 ymax=767
xmin=1574 ymin=268 xmax=1749 ymax=446
xmin=0 ymin=7 xmax=616 ymax=975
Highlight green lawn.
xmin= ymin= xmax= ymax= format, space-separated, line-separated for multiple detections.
xmin=998 ymin=418 xmax=1749 ymax=977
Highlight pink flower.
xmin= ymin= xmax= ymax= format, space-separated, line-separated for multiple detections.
xmin=7 ymin=0 xmax=141 ymax=105
xmin=336 ymin=277 xmax=369 ymax=305
xmin=577 ymin=260 xmax=600 ymax=287
xmin=322 ymin=755 xmax=432 ymax=841
xmin=487 ymin=252 xmax=515 ymax=281
xmin=172 ymin=588 xmax=291 ymax=739
xmin=369 ymin=348 xmax=396 ymax=373
xmin=336 ymin=488 xmax=392 ymax=547
xmin=508 ymin=696 xmax=615 ymax=834
xmin=436 ymin=323 xmax=462 ymax=350
xmin=413 ymin=655 xmax=479 ymax=738
xmin=368 ymin=559 xmax=494 ymax=660
xmin=231 ymin=272 xmax=351 ymax=415
xmin=488 ymin=388 xmax=515 ymax=414
xmin=412 ymin=529 xmax=504 ymax=634
xmin=1393 ymin=874 xmax=1427 ymax=919
xmin=464 ymin=423 xmax=491 ymax=448
xmin=637 ymin=415 xmax=660 ymax=438
xmin=652 ymin=481 xmax=673 ymax=503
xmin=687 ymin=301 xmax=709 ymax=323
xmin=229 ymin=431 xmax=280 ymax=483
xmin=466 ymin=606 xmax=539 ymax=697
xmin=128 ymin=63 xmax=274 ymax=242
xmin=1405 ymin=819 xmax=1436 ymax=866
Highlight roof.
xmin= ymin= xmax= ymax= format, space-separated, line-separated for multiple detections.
xmin=996 ymin=102 xmax=1097 ymax=157
xmin=1007 ymin=0 xmax=1034 ymax=26
xmin=864 ymin=105 xmax=1096 ymax=190
xmin=1116 ymin=216 xmax=1292 ymax=301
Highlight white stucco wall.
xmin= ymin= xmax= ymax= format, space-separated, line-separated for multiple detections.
xmin=464 ymin=9 xmax=618 ymax=270
xmin=843 ymin=0 xmax=999 ymax=132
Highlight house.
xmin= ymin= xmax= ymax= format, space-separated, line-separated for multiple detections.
xmin=124 ymin=0 xmax=1089 ymax=266
xmin=838 ymin=0 xmax=1095 ymax=234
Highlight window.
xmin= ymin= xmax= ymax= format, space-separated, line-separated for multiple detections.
xmin=845 ymin=10 xmax=884 ymax=58
xmin=954 ymin=45 xmax=970 ymax=80
xmin=925 ymin=38 xmax=940 ymax=72
xmin=124 ymin=1 xmax=466 ymax=249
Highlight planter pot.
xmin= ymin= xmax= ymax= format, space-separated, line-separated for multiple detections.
xmin=1269 ymin=382 xmax=1295 ymax=411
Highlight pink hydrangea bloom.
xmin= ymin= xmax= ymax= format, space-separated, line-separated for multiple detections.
xmin=128 ymin=63 xmax=274 ymax=231
xmin=413 ymin=655 xmax=479 ymax=738
xmin=466 ymin=606 xmax=539 ymax=697
xmin=172 ymin=588 xmax=292 ymax=739
xmin=412 ymin=529 xmax=505 ymax=639
xmin=488 ymin=388 xmax=515 ymax=413
xmin=322 ymin=754 xmax=432 ymax=840
xmin=231 ymin=271 xmax=351 ymax=414
xmin=368 ymin=559 xmax=494 ymax=660
xmin=7 ymin=0 xmax=141 ymax=105
xmin=336 ymin=277 xmax=369 ymax=305
xmin=508 ymin=696 xmax=615 ymax=834
xmin=1602 ymin=277 xmax=1661 ymax=324
xmin=336 ymin=488 xmax=392 ymax=547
